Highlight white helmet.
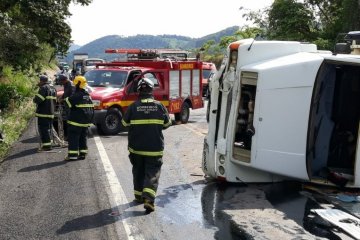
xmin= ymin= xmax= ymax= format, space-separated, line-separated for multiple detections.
xmin=137 ymin=78 xmax=154 ymax=91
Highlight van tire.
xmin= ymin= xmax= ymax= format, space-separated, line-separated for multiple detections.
xmin=175 ymin=102 xmax=190 ymax=124
xmin=99 ymin=108 xmax=123 ymax=135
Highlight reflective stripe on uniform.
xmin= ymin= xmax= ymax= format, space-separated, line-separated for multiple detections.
xmin=42 ymin=142 xmax=51 ymax=146
xmin=46 ymin=96 xmax=57 ymax=100
xmin=65 ymin=97 xmax=72 ymax=108
xmin=128 ymin=147 xmax=163 ymax=156
xmin=67 ymin=120 xmax=92 ymax=127
xmin=35 ymin=113 xmax=54 ymax=118
xmin=36 ymin=94 xmax=45 ymax=101
xmin=122 ymin=119 xmax=130 ymax=127
xmin=143 ymin=188 xmax=156 ymax=197
xmin=130 ymin=119 xmax=164 ymax=125
xmin=79 ymin=149 xmax=88 ymax=153
xmin=75 ymin=104 xmax=94 ymax=108
xmin=69 ymin=150 xmax=79 ymax=154
xmin=134 ymin=190 xmax=142 ymax=196
xmin=141 ymin=98 xmax=154 ymax=103
xmin=164 ymin=120 xmax=171 ymax=127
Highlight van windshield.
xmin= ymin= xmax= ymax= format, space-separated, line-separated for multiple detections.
xmin=84 ymin=70 xmax=127 ymax=88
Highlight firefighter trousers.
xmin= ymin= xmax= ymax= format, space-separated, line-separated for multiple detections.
xmin=67 ymin=124 xmax=88 ymax=160
xmin=129 ymin=153 xmax=163 ymax=203
xmin=37 ymin=117 xmax=52 ymax=149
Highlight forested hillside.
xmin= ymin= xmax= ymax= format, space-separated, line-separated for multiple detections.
xmin=65 ymin=26 xmax=239 ymax=62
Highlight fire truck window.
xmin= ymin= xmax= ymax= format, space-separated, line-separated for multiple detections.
xmin=85 ymin=70 xmax=126 ymax=88
xmin=127 ymin=71 xmax=142 ymax=85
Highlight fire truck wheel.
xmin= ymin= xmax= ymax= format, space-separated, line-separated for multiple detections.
xmin=100 ymin=108 xmax=123 ymax=135
xmin=175 ymin=102 xmax=190 ymax=124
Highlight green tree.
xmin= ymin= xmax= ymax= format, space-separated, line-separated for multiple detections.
xmin=197 ymin=27 xmax=264 ymax=67
xmin=341 ymin=0 xmax=360 ymax=30
xmin=306 ymin=0 xmax=359 ymax=47
xmin=267 ymin=0 xmax=317 ymax=41
xmin=0 ymin=0 xmax=92 ymax=71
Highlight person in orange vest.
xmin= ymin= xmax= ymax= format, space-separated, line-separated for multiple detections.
xmin=122 ymin=78 xmax=171 ymax=213
xmin=64 ymin=76 xmax=94 ymax=161
xmin=33 ymin=75 xmax=57 ymax=151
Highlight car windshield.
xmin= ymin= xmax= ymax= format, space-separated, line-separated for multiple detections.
xmin=84 ymin=70 xmax=127 ymax=88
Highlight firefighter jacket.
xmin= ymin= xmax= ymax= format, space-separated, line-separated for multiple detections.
xmin=65 ymin=89 xmax=94 ymax=127
xmin=33 ymin=83 xmax=56 ymax=119
xmin=62 ymin=80 xmax=75 ymax=100
xmin=122 ymin=95 xmax=172 ymax=156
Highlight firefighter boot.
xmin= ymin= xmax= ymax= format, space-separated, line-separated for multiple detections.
xmin=144 ymin=199 xmax=155 ymax=213
xmin=64 ymin=154 xmax=78 ymax=161
xmin=134 ymin=195 xmax=144 ymax=204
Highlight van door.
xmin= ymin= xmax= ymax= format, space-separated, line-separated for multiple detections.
xmin=253 ymin=56 xmax=323 ymax=180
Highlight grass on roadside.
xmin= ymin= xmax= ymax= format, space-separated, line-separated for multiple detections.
xmin=0 ymin=99 xmax=35 ymax=161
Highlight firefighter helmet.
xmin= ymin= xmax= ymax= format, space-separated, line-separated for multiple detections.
xmin=73 ymin=76 xmax=87 ymax=89
xmin=39 ymin=75 xmax=48 ymax=82
xmin=58 ymin=74 xmax=68 ymax=82
xmin=137 ymin=78 xmax=154 ymax=91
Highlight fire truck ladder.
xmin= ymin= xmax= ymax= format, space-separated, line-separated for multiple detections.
xmin=105 ymin=48 xmax=190 ymax=61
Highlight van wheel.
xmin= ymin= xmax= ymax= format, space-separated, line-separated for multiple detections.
xmin=100 ymin=108 xmax=123 ymax=135
xmin=175 ymin=102 xmax=190 ymax=124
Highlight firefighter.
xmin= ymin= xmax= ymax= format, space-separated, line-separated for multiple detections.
xmin=58 ymin=74 xmax=75 ymax=101
xmin=58 ymin=73 xmax=75 ymax=141
xmin=33 ymin=74 xmax=57 ymax=151
xmin=64 ymin=76 xmax=94 ymax=161
xmin=121 ymin=78 xmax=171 ymax=213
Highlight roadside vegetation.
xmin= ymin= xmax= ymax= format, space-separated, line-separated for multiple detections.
xmin=0 ymin=0 xmax=93 ymax=161
xmin=198 ymin=0 xmax=360 ymax=67
xmin=0 ymin=0 xmax=359 ymax=160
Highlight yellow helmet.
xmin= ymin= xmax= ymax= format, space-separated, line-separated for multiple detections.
xmin=73 ymin=76 xmax=87 ymax=89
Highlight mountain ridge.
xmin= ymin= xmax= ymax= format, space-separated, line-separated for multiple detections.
xmin=65 ymin=26 xmax=239 ymax=62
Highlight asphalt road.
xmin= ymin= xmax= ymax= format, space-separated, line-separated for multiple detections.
xmin=0 ymin=100 xmax=355 ymax=240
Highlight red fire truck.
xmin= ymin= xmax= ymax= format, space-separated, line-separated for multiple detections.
xmin=84 ymin=49 xmax=204 ymax=135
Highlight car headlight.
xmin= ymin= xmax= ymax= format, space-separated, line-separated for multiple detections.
xmin=92 ymin=100 xmax=101 ymax=107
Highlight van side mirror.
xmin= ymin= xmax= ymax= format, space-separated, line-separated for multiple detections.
xmin=334 ymin=43 xmax=351 ymax=54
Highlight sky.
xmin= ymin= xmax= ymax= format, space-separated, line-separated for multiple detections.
xmin=68 ymin=0 xmax=274 ymax=46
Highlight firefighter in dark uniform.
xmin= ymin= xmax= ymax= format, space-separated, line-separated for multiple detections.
xmin=58 ymin=73 xmax=75 ymax=140
xmin=33 ymin=75 xmax=57 ymax=151
xmin=64 ymin=76 xmax=94 ymax=161
xmin=59 ymin=74 xmax=75 ymax=101
xmin=122 ymin=78 xmax=171 ymax=213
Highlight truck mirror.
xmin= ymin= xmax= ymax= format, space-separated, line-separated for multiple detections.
xmin=334 ymin=43 xmax=351 ymax=54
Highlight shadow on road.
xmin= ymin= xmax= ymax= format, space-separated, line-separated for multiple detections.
xmin=18 ymin=159 xmax=67 ymax=172
xmin=20 ymin=136 xmax=38 ymax=144
xmin=56 ymin=201 xmax=146 ymax=234
xmin=3 ymin=148 xmax=38 ymax=162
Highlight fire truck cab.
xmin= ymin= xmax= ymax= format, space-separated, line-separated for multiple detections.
xmin=85 ymin=49 xmax=204 ymax=135
xmin=203 ymin=34 xmax=360 ymax=188
xmin=202 ymin=62 xmax=217 ymax=97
